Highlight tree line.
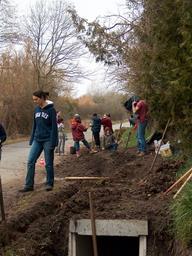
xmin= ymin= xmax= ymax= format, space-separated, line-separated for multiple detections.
xmin=69 ymin=0 xmax=192 ymax=151
xmin=3 ymin=0 xmax=191 ymax=146
xmin=0 ymin=0 xmax=128 ymax=137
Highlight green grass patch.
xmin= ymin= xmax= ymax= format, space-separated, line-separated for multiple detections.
xmin=2 ymin=248 xmax=18 ymax=256
xmin=171 ymin=182 xmax=192 ymax=245
xmin=171 ymin=157 xmax=192 ymax=245
xmin=120 ymin=127 xmax=151 ymax=148
xmin=176 ymin=158 xmax=192 ymax=177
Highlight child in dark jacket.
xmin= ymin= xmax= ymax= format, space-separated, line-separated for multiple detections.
xmin=90 ymin=113 xmax=101 ymax=150
xmin=71 ymin=114 xmax=91 ymax=157
xmin=102 ymin=127 xmax=118 ymax=151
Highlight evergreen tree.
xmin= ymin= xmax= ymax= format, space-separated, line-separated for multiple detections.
xmin=70 ymin=0 xmax=192 ymax=149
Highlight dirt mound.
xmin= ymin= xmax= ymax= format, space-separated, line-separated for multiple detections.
xmin=0 ymin=147 xmax=191 ymax=256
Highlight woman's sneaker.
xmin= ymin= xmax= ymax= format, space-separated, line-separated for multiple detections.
xmin=45 ymin=185 xmax=53 ymax=191
xmin=19 ymin=187 xmax=34 ymax=193
xmin=138 ymin=152 xmax=146 ymax=156
xmin=76 ymin=151 xmax=80 ymax=158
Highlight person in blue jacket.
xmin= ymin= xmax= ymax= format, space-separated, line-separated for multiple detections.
xmin=90 ymin=113 xmax=101 ymax=151
xmin=20 ymin=90 xmax=58 ymax=192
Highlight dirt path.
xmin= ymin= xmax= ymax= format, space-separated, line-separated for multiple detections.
xmin=0 ymin=122 xmax=128 ymax=210
xmin=1 ymin=145 xmax=190 ymax=256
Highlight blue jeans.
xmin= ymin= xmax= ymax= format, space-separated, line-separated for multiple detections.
xmin=74 ymin=139 xmax=90 ymax=152
xmin=25 ymin=140 xmax=55 ymax=188
xmin=136 ymin=120 xmax=147 ymax=152
xmin=106 ymin=143 xmax=118 ymax=151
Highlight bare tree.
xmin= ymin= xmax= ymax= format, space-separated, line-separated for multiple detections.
xmin=24 ymin=0 xmax=84 ymax=90
xmin=0 ymin=0 xmax=19 ymax=46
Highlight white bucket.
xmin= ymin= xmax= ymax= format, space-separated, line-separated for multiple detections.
xmin=159 ymin=143 xmax=172 ymax=157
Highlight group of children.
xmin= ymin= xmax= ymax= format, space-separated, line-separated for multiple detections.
xmin=55 ymin=112 xmax=118 ymax=158
xmin=71 ymin=113 xmax=118 ymax=157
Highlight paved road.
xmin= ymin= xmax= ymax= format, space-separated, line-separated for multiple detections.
xmin=0 ymin=121 xmax=129 ymax=186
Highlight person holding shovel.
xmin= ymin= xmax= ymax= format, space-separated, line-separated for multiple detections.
xmin=19 ymin=90 xmax=58 ymax=192
xmin=132 ymin=98 xmax=149 ymax=156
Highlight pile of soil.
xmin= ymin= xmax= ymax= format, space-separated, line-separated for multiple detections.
xmin=0 ymin=147 xmax=191 ymax=256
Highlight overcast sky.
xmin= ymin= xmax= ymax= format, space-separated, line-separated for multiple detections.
xmin=12 ymin=0 xmax=126 ymax=96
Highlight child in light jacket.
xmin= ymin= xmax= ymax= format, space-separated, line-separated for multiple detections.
xmin=55 ymin=117 xmax=66 ymax=155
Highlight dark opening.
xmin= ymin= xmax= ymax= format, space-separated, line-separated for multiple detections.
xmin=76 ymin=235 xmax=139 ymax=256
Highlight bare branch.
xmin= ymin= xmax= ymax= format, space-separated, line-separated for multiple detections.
xmin=23 ymin=0 xmax=84 ymax=90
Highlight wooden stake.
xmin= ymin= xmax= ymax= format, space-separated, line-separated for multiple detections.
xmin=125 ymin=128 xmax=133 ymax=149
xmin=116 ymin=122 xmax=123 ymax=144
xmin=164 ymin=167 xmax=192 ymax=195
xmin=64 ymin=176 xmax=110 ymax=181
xmin=92 ymin=134 xmax=94 ymax=149
xmin=149 ymin=118 xmax=171 ymax=172
xmin=0 ymin=176 xmax=5 ymax=222
xmin=173 ymin=172 xmax=192 ymax=199
xmin=0 ymin=145 xmax=5 ymax=222
xmin=89 ymin=192 xmax=98 ymax=256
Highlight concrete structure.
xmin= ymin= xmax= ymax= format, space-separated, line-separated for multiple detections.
xmin=68 ymin=219 xmax=148 ymax=256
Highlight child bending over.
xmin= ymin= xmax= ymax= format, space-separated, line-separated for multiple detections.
xmin=71 ymin=114 xmax=93 ymax=157
xmin=103 ymin=127 xmax=118 ymax=151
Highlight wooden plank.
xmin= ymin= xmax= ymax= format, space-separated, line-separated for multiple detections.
xmin=164 ymin=167 xmax=192 ymax=195
xmin=64 ymin=176 xmax=110 ymax=181
xmin=173 ymin=172 xmax=192 ymax=199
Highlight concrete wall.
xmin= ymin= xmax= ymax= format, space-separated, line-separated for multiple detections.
xmin=68 ymin=219 xmax=148 ymax=256
xmin=70 ymin=219 xmax=148 ymax=236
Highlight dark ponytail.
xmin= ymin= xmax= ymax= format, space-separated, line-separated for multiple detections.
xmin=33 ymin=90 xmax=49 ymax=100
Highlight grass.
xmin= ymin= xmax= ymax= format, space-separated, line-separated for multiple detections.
xmin=120 ymin=127 xmax=151 ymax=148
xmin=176 ymin=158 xmax=192 ymax=177
xmin=3 ymin=249 xmax=18 ymax=256
xmin=120 ymin=126 xmax=192 ymax=246
xmin=171 ymin=158 xmax=192 ymax=245
xmin=171 ymin=183 xmax=192 ymax=245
